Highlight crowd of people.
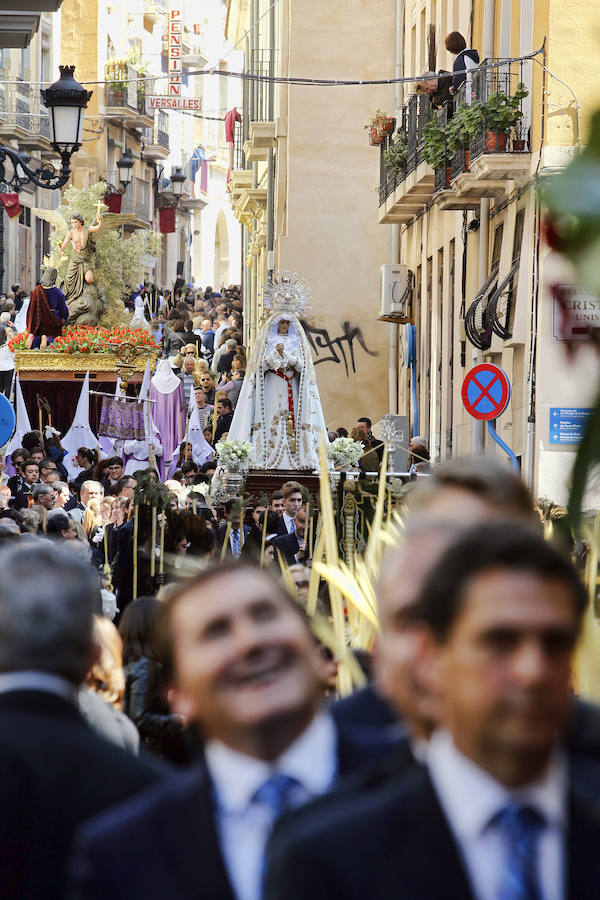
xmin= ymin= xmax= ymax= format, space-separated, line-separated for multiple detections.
xmin=0 ymin=447 xmax=597 ymax=898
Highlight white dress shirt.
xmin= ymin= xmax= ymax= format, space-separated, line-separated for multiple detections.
xmin=205 ymin=712 xmax=338 ymax=900
xmin=427 ymin=730 xmax=566 ymax=900
xmin=282 ymin=512 xmax=295 ymax=534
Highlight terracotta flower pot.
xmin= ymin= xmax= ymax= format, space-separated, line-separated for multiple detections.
xmin=369 ymin=126 xmax=383 ymax=146
xmin=485 ymin=131 xmax=508 ymax=152
xmin=378 ymin=116 xmax=395 ymax=136
xmin=464 ymin=149 xmax=470 ymax=171
xmin=512 ymin=139 xmax=526 ymax=151
xmin=445 ymin=166 xmax=452 ymax=188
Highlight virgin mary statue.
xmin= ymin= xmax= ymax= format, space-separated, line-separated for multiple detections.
xmin=226 ymin=273 xmax=327 ymax=469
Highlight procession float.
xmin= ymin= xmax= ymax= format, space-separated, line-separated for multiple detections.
xmin=11 ymin=182 xmax=161 ymax=434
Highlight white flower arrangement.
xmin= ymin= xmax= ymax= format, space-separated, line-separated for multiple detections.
xmin=215 ymin=439 xmax=253 ymax=472
xmin=327 ymin=437 xmax=364 ymax=469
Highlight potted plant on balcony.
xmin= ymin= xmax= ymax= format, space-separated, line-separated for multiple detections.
xmin=365 ymin=110 xmax=395 ymax=146
xmin=483 ymin=82 xmax=528 ymax=152
xmin=447 ymin=101 xmax=484 ymax=169
xmin=383 ymin=132 xmax=408 ymax=175
xmin=104 ymin=58 xmax=127 ymax=104
xmin=421 ymin=117 xmax=453 ymax=186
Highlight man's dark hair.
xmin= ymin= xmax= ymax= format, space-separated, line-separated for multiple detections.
xmin=155 ymin=562 xmax=308 ymax=682
xmin=415 ymin=522 xmax=587 ymax=640
xmin=217 ymin=397 xmax=232 ymax=412
xmin=357 ymin=417 xmax=372 ymax=429
xmin=11 ymin=448 xmax=28 ymax=465
xmin=71 ymin=213 xmax=85 ymax=225
xmin=116 ymin=476 xmax=136 ymax=493
xmin=198 ymin=460 xmax=216 ymax=474
xmin=445 ymin=31 xmax=467 ymax=53
xmin=107 ymin=456 xmax=123 ymax=468
xmin=38 ymin=457 xmax=55 ymax=473
xmin=271 ymin=489 xmax=283 ymax=502
xmin=22 ymin=460 xmax=39 ymax=472
xmin=181 ymin=460 xmax=199 ymax=475
xmin=0 ymin=544 xmax=98 ymax=682
xmin=22 ymin=431 xmax=42 ymax=452
xmin=46 ymin=509 xmax=71 ymax=537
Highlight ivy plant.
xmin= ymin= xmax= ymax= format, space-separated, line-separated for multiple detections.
xmin=383 ymin=132 xmax=409 ymax=174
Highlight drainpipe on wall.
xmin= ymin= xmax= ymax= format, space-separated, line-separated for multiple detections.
xmin=471 ymin=0 xmax=495 ymax=455
xmin=388 ymin=0 xmax=404 ymax=415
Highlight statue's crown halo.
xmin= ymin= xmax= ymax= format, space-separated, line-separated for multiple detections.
xmin=262 ymin=271 xmax=312 ymax=317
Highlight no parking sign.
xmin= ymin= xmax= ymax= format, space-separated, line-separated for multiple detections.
xmin=461 ymin=363 xmax=511 ymax=421
xmin=461 ymin=363 xmax=518 ymax=471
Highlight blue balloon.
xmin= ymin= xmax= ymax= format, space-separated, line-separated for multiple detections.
xmin=0 ymin=392 xmax=16 ymax=447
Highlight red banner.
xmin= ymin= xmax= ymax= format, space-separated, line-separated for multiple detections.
xmin=159 ymin=206 xmax=175 ymax=234
xmin=0 ymin=193 xmax=21 ymax=220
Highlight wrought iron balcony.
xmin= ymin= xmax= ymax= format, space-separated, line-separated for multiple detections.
xmin=437 ymin=60 xmax=531 ymax=202
xmin=378 ymin=93 xmax=434 ymax=224
xmin=0 ymin=80 xmax=53 ymax=155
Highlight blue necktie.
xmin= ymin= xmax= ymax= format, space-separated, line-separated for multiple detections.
xmin=494 ymin=803 xmax=545 ymax=900
xmin=289 ymin=519 xmax=296 ymax=534
xmin=231 ymin=529 xmax=240 ymax=558
xmin=252 ymin=772 xmax=302 ymax=818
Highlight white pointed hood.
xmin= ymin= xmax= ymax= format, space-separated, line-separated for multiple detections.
xmin=5 ymin=376 xmax=31 ymax=456
xmin=151 ymin=359 xmax=180 ymax=394
xmin=61 ymin=372 xmax=99 ymax=478
xmin=186 ymin=400 xmax=213 ymax=466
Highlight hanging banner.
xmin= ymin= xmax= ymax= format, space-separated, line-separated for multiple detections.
xmin=169 ymin=7 xmax=182 ymax=97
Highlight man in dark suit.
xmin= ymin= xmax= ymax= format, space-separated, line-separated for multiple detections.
xmin=10 ymin=458 xmax=39 ymax=509
xmin=213 ymin=397 xmax=234 ymax=443
xmin=0 ymin=543 xmax=165 ymax=899
xmin=271 ymin=504 xmax=309 ymax=566
xmin=216 ymin=498 xmax=251 ymax=559
xmin=276 ymin=480 xmax=304 ymax=536
xmin=266 ymin=523 xmax=600 ymax=899
xmin=69 ymin=563 xmax=399 ymax=900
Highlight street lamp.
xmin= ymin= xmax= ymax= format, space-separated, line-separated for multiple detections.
xmin=117 ymin=149 xmax=134 ymax=191
xmin=169 ymin=167 xmax=186 ymax=201
xmin=0 ymin=64 xmax=91 ymax=193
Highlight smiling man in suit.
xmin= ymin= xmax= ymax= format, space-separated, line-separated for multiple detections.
xmin=266 ymin=522 xmax=600 ymax=900
xmin=70 ymin=563 xmax=397 ymax=900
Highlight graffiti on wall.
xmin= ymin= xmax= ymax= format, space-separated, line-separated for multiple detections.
xmin=301 ymin=320 xmax=379 ymax=378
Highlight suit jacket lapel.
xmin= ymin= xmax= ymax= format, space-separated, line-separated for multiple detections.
xmin=162 ymin=766 xmax=236 ymax=900
xmin=566 ymin=760 xmax=600 ymax=899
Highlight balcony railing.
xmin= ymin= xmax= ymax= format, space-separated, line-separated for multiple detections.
xmin=249 ymin=49 xmax=277 ymax=123
xmin=232 ymin=122 xmax=245 ymax=171
xmin=378 ymin=92 xmax=432 ymax=205
xmin=0 ymin=81 xmax=52 ymax=145
xmin=379 ymin=59 xmax=529 ymax=205
xmin=105 ymin=68 xmax=150 ymax=118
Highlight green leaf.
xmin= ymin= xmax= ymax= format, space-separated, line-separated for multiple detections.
xmin=568 ymin=387 xmax=600 ymax=530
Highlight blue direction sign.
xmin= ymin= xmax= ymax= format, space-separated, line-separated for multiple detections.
xmin=549 ymin=407 xmax=592 ymax=444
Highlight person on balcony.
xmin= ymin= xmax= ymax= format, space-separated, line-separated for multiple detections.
xmin=445 ymin=31 xmax=479 ymax=103
xmin=417 ymin=70 xmax=453 ymax=110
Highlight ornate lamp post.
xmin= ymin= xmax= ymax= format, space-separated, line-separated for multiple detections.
xmin=0 ymin=65 xmax=92 ymax=193
xmin=169 ymin=166 xmax=186 ymax=204
xmin=116 ymin=149 xmax=134 ymax=192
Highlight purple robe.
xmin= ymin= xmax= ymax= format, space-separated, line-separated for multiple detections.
xmin=149 ymin=381 xmax=185 ymax=480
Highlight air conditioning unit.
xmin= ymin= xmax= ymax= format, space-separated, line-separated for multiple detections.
xmin=380 ymin=264 xmax=411 ymax=318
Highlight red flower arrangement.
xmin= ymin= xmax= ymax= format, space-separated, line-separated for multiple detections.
xmin=9 ymin=325 xmax=160 ymax=355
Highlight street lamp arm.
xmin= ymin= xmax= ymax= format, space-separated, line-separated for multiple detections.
xmin=0 ymin=145 xmax=73 ymax=193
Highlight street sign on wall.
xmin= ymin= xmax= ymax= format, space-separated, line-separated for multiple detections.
xmin=552 ymin=284 xmax=600 ymax=342
xmin=461 ymin=363 xmax=511 ymax=421
xmin=549 ymin=407 xmax=592 ymax=444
